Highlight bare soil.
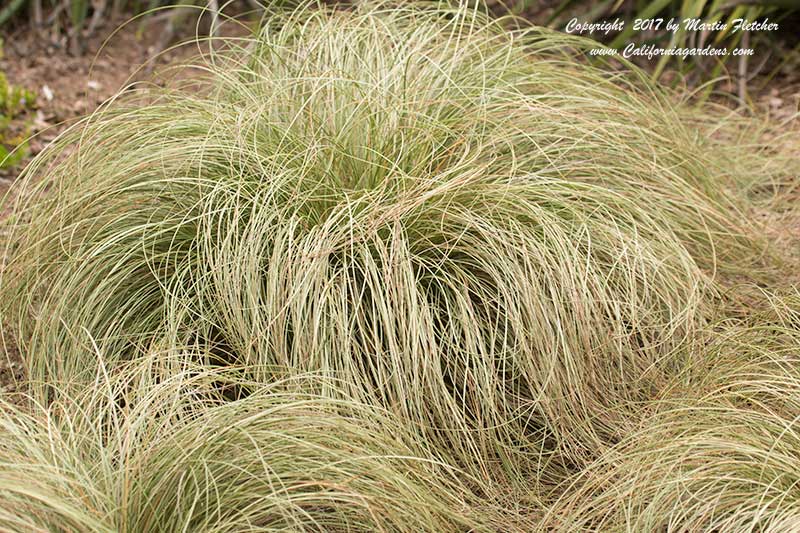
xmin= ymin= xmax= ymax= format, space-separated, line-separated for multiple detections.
xmin=0 ymin=15 xmax=200 ymax=181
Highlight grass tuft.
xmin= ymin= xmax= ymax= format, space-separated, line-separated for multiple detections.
xmin=544 ymin=290 xmax=800 ymax=531
xmin=0 ymin=355 xmax=530 ymax=532
xmin=1 ymin=2 xmax=798 ymax=526
xmin=0 ymin=2 xmax=778 ymax=479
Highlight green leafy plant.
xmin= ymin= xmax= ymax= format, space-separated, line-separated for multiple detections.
xmin=0 ymin=42 xmax=36 ymax=170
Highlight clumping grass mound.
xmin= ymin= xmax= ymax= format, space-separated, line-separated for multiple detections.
xmin=0 ymin=357 xmax=524 ymax=532
xmin=546 ymin=386 xmax=800 ymax=531
xmin=0 ymin=2 xmax=772 ymax=480
xmin=543 ymin=292 xmax=800 ymax=531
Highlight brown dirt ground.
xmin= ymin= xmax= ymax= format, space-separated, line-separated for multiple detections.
xmin=0 ymin=14 xmax=221 ymax=182
xmin=0 ymin=9 xmax=798 ymax=396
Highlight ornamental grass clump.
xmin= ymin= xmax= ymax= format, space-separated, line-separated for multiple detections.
xmin=545 ymin=376 xmax=800 ymax=531
xmin=0 ymin=356 xmax=520 ymax=532
xmin=0 ymin=1 xmax=771 ymax=480
xmin=543 ymin=291 xmax=800 ymax=531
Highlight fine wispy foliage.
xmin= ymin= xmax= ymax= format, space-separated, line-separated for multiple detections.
xmin=543 ymin=291 xmax=800 ymax=531
xmin=0 ymin=1 xmax=797 ymax=530
xmin=0 ymin=356 xmax=528 ymax=532
xmin=0 ymin=1 xmax=773 ymax=481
